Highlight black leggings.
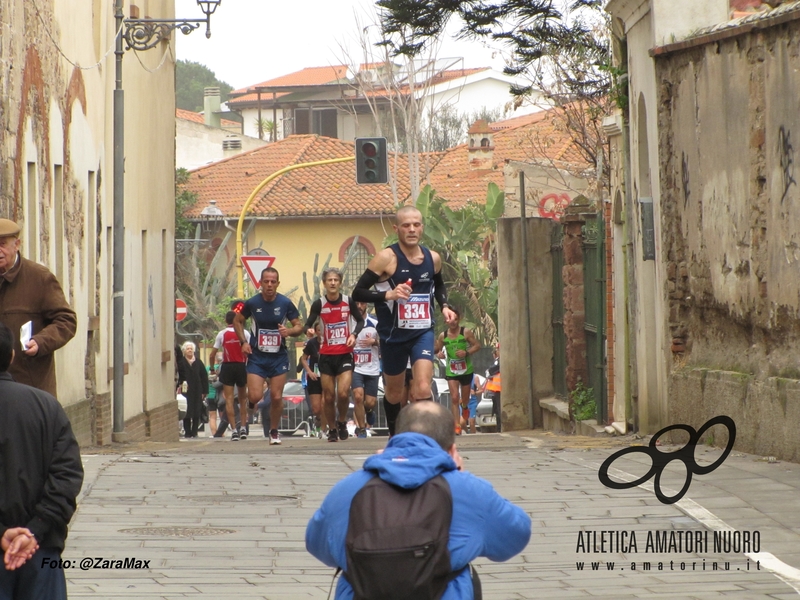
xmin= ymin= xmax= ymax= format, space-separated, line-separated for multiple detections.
xmin=491 ymin=392 xmax=501 ymax=433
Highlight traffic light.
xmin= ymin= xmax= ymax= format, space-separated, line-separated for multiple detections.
xmin=230 ymin=299 xmax=245 ymax=313
xmin=355 ymin=137 xmax=388 ymax=184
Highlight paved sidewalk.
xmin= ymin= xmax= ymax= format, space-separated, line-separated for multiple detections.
xmin=64 ymin=431 xmax=800 ymax=599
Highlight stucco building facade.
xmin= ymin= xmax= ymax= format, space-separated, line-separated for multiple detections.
xmin=0 ymin=0 xmax=179 ymax=444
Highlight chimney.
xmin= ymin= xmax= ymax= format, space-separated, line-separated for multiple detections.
xmin=467 ymin=120 xmax=495 ymax=171
xmin=204 ymin=87 xmax=221 ymax=129
xmin=222 ymin=137 xmax=242 ymax=158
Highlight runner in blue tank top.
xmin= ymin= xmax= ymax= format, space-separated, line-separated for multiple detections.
xmin=352 ymin=206 xmax=457 ymax=435
xmin=234 ymin=267 xmax=304 ymax=445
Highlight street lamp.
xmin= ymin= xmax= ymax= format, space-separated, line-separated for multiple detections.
xmin=112 ymin=0 xmax=222 ymax=441
xmin=123 ymin=0 xmax=221 ymax=50
xmin=199 ymin=200 xmax=224 ymax=235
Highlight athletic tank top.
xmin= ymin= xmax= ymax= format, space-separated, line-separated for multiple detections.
xmin=374 ymin=244 xmax=436 ymax=343
xmin=442 ymin=327 xmax=473 ymax=377
xmin=319 ymin=294 xmax=356 ymax=355
xmin=354 ymin=315 xmax=381 ymax=376
xmin=217 ymin=326 xmax=247 ymax=363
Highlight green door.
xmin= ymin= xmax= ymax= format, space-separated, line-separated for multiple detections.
xmin=582 ymin=213 xmax=607 ymax=423
xmin=551 ymin=223 xmax=567 ymax=398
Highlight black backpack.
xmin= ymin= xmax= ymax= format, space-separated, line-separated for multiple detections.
xmin=340 ymin=474 xmax=481 ymax=600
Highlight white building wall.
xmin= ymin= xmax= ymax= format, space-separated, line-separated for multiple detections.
xmin=176 ymin=119 xmax=267 ymax=170
xmin=651 ymin=0 xmax=728 ymax=46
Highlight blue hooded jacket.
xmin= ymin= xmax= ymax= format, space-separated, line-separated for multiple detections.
xmin=305 ymin=432 xmax=532 ymax=599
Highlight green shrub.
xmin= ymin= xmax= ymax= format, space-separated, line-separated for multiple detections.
xmin=571 ymin=381 xmax=596 ymax=422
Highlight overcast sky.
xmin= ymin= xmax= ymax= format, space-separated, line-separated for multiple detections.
xmin=175 ymin=0 xmax=507 ymax=90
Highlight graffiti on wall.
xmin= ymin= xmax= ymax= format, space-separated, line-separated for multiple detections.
xmin=537 ymin=193 xmax=572 ymax=221
xmin=779 ymin=125 xmax=796 ymax=204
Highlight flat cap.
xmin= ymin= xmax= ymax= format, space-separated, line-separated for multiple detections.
xmin=0 ymin=219 xmax=20 ymax=238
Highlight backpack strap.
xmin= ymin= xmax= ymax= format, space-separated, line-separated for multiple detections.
xmin=471 ymin=564 xmax=483 ymax=600
xmin=329 ymin=567 xmax=341 ymax=600
xmin=444 ymin=563 xmax=482 ymax=599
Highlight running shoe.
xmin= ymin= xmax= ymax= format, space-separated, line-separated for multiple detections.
xmin=461 ymin=405 xmax=470 ymax=422
xmin=269 ymin=429 xmax=281 ymax=445
xmin=239 ymin=427 xmax=248 ymax=441
xmin=337 ymin=420 xmax=349 ymax=441
xmin=365 ymin=408 xmax=376 ymax=426
xmin=230 ymin=429 xmax=240 ymax=442
xmin=328 ymin=427 xmax=339 ymax=443
xmin=455 ymin=424 xmax=462 ymax=436
xmin=356 ymin=427 xmax=367 ymax=439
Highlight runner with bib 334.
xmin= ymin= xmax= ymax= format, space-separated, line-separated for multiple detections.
xmin=352 ymin=206 xmax=457 ymax=436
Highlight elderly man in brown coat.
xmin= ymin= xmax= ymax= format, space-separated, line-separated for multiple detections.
xmin=0 ymin=218 xmax=77 ymax=397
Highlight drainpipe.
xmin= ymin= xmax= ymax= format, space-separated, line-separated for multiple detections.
xmin=621 ymin=119 xmax=639 ymax=431
xmin=112 ymin=0 xmax=125 ymax=439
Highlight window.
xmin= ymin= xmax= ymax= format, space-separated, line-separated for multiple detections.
xmin=340 ymin=237 xmax=375 ymax=292
xmin=294 ymin=108 xmax=338 ymax=138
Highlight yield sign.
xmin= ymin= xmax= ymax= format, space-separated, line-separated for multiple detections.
xmin=175 ymin=299 xmax=188 ymax=322
xmin=241 ymin=255 xmax=276 ymax=288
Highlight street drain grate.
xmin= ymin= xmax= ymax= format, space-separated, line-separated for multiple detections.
xmin=184 ymin=494 xmax=299 ymax=504
xmin=119 ymin=526 xmax=235 ymax=537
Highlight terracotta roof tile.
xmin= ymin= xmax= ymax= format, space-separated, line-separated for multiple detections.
xmin=183 ymin=106 xmax=592 ymax=219
xmin=229 ymin=66 xmax=492 ymax=105
xmin=428 ymin=106 xmax=592 ymax=206
xmin=183 ymin=135 xmax=435 ymax=219
xmin=176 ymin=108 xmax=240 ymax=129
xmin=230 ymin=65 xmax=348 ymax=95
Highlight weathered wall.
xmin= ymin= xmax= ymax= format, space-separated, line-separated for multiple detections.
xmin=657 ymin=15 xmax=800 ymax=455
xmin=0 ymin=0 xmax=178 ymax=444
xmin=497 ymin=216 xmax=554 ymax=430
xmin=671 ymin=368 xmax=800 ymax=463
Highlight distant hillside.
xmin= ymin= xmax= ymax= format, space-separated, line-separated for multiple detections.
xmin=176 ymin=59 xmax=233 ymax=112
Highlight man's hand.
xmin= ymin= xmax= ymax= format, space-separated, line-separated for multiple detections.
xmin=387 ymin=282 xmax=412 ymax=302
xmin=2 ymin=528 xmax=38 ymax=570
xmin=346 ymin=334 xmax=356 ymax=348
xmin=241 ymin=342 xmax=252 ymax=356
xmin=306 ymin=328 xmax=316 ymax=338
xmin=306 ymin=369 xmax=319 ymax=381
xmin=455 ymin=349 xmax=467 ymax=358
xmin=357 ymin=334 xmax=375 ymax=348
xmin=442 ymin=306 xmax=457 ymax=325
xmin=278 ymin=324 xmax=290 ymax=338
xmin=23 ymin=339 xmax=39 ymax=356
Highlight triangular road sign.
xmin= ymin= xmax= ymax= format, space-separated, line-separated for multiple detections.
xmin=241 ymin=255 xmax=276 ymax=289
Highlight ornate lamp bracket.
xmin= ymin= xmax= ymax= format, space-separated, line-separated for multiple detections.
xmin=123 ymin=18 xmax=211 ymax=51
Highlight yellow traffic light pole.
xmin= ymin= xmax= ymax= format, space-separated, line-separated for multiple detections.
xmin=236 ymin=156 xmax=355 ymax=298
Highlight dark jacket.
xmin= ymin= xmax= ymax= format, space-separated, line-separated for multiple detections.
xmin=0 ymin=254 xmax=77 ymax=396
xmin=177 ymin=355 xmax=208 ymax=405
xmin=0 ymin=372 xmax=84 ymax=550
xmin=306 ymin=432 xmax=531 ymax=599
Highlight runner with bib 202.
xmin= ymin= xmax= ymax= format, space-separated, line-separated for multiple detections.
xmin=352 ymin=206 xmax=457 ymax=436
xmin=303 ymin=267 xmax=364 ymax=443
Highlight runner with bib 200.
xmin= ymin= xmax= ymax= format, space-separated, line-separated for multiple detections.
xmin=235 ymin=267 xmax=303 ymax=445
xmin=352 ymin=206 xmax=456 ymax=436
xmin=303 ymin=268 xmax=364 ymax=443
